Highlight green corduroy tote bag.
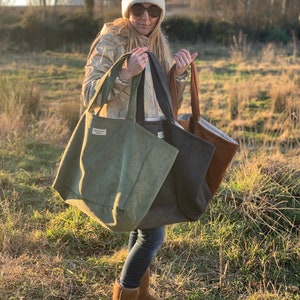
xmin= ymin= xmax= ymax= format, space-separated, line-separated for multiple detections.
xmin=52 ymin=52 xmax=178 ymax=232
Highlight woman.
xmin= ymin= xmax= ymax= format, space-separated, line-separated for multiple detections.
xmin=81 ymin=1 xmax=197 ymax=299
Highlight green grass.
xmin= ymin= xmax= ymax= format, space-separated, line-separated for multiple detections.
xmin=0 ymin=43 xmax=299 ymax=299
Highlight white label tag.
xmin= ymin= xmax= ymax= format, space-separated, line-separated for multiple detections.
xmin=157 ymin=131 xmax=164 ymax=139
xmin=92 ymin=128 xmax=107 ymax=136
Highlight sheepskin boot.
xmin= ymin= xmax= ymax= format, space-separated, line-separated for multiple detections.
xmin=113 ymin=279 xmax=140 ymax=300
xmin=138 ymin=269 xmax=162 ymax=300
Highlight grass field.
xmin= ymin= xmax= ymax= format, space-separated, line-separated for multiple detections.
xmin=0 ymin=42 xmax=299 ymax=299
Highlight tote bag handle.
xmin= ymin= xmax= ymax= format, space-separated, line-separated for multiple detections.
xmin=168 ymin=61 xmax=200 ymax=122
xmin=145 ymin=52 xmax=177 ymax=123
xmin=85 ymin=52 xmax=141 ymax=121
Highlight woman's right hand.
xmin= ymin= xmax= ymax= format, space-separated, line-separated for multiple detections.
xmin=119 ymin=47 xmax=149 ymax=81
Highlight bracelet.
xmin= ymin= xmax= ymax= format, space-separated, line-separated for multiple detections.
xmin=176 ymin=71 xmax=188 ymax=82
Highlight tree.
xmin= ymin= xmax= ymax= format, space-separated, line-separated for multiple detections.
xmin=84 ymin=0 xmax=94 ymax=16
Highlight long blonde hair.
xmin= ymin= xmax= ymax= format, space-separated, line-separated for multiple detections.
xmin=89 ymin=17 xmax=173 ymax=74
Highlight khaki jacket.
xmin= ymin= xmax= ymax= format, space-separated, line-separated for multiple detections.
xmin=81 ymin=23 xmax=187 ymax=119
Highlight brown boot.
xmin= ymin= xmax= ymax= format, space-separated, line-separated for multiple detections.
xmin=138 ymin=269 xmax=162 ymax=300
xmin=113 ymin=279 xmax=140 ymax=300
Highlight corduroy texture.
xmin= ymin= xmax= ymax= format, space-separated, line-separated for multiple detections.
xmin=137 ymin=52 xmax=216 ymax=229
xmin=122 ymin=0 xmax=165 ymax=19
xmin=52 ymin=53 xmax=178 ymax=232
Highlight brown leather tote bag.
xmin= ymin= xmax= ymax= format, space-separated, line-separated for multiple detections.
xmin=168 ymin=62 xmax=239 ymax=198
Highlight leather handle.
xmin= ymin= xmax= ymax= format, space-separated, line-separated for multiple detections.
xmin=168 ymin=61 xmax=200 ymax=124
xmin=190 ymin=62 xmax=200 ymax=121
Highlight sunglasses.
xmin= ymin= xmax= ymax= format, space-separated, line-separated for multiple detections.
xmin=131 ymin=3 xmax=162 ymax=18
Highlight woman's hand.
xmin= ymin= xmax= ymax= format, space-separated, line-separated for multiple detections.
xmin=173 ymin=49 xmax=198 ymax=77
xmin=119 ymin=47 xmax=149 ymax=81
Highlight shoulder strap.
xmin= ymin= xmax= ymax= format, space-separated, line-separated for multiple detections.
xmin=146 ymin=52 xmax=175 ymax=123
xmin=167 ymin=61 xmax=200 ymax=123
xmin=136 ymin=71 xmax=146 ymax=123
xmin=85 ymin=52 xmax=141 ymax=121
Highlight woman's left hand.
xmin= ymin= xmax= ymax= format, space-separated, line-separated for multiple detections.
xmin=173 ymin=49 xmax=198 ymax=77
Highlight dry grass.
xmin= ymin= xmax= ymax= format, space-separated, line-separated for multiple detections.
xmin=0 ymin=43 xmax=299 ymax=299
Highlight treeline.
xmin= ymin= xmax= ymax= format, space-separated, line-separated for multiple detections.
xmin=185 ymin=0 xmax=300 ymax=28
xmin=0 ymin=2 xmax=299 ymax=52
xmin=182 ymin=0 xmax=300 ymax=43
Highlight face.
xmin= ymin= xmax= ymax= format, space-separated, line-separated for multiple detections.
xmin=129 ymin=3 xmax=162 ymax=36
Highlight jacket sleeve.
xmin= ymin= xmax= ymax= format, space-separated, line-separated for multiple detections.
xmin=81 ymin=34 xmax=131 ymax=108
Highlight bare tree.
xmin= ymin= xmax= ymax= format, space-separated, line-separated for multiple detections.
xmin=85 ymin=0 xmax=94 ymax=16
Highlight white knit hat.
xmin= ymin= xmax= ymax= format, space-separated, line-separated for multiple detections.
xmin=121 ymin=0 xmax=165 ymax=20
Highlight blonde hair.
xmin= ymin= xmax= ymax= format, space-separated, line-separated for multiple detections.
xmin=90 ymin=17 xmax=173 ymax=74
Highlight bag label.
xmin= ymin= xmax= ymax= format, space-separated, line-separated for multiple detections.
xmin=157 ymin=131 xmax=164 ymax=139
xmin=92 ymin=128 xmax=107 ymax=136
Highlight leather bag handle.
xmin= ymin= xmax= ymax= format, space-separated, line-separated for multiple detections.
xmin=168 ymin=61 xmax=200 ymax=124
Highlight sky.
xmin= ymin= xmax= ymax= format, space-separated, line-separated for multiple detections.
xmin=3 ymin=0 xmax=67 ymax=6
xmin=12 ymin=0 xmax=27 ymax=5
xmin=3 ymin=0 xmax=30 ymax=5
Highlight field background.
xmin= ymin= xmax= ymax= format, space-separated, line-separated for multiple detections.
xmin=0 ymin=2 xmax=300 ymax=300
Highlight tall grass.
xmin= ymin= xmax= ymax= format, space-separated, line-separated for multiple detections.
xmin=0 ymin=76 xmax=41 ymax=116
